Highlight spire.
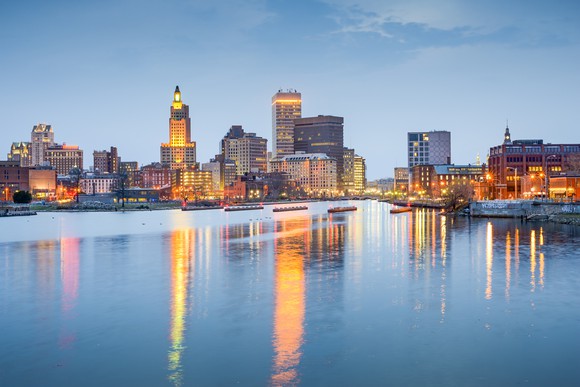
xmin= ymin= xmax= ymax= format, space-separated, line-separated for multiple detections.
xmin=503 ymin=121 xmax=511 ymax=144
xmin=173 ymin=86 xmax=181 ymax=103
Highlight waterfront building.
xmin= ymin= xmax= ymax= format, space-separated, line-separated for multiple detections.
xmin=160 ymin=86 xmax=197 ymax=170
xmin=354 ymin=155 xmax=366 ymax=194
xmin=294 ymin=115 xmax=344 ymax=189
xmin=202 ymin=160 xmax=222 ymax=194
xmin=7 ymin=142 xmax=31 ymax=167
xmin=270 ymin=153 xmax=337 ymax=197
xmin=44 ymin=144 xmax=83 ymax=175
xmin=0 ymin=161 xmax=29 ymax=199
xmin=119 ymin=161 xmax=140 ymax=188
xmin=407 ymin=130 xmax=451 ymax=168
xmin=174 ymin=168 xmax=214 ymax=200
xmin=93 ymin=146 xmax=119 ymax=174
xmin=0 ymin=162 xmax=57 ymax=200
xmin=487 ymin=126 xmax=580 ymax=198
xmin=410 ymin=164 xmax=484 ymax=197
xmin=343 ymin=148 xmax=355 ymax=195
xmin=140 ymin=162 xmax=173 ymax=189
xmin=30 ymin=123 xmax=55 ymax=166
xmin=223 ymin=173 xmax=267 ymax=202
xmin=28 ymin=168 xmax=57 ymax=200
xmin=394 ymin=167 xmax=409 ymax=194
xmin=367 ymin=178 xmax=395 ymax=193
xmin=80 ymin=174 xmax=119 ymax=194
xmin=272 ymin=89 xmax=301 ymax=159
xmin=549 ymin=175 xmax=580 ymax=200
xmin=222 ymin=126 xmax=268 ymax=175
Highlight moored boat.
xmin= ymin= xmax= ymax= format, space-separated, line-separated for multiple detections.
xmin=0 ymin=205 xmax=37 ymax=217
xmin=182 ymin=205 xmax=223 ymax=211
xmin=327 ymin=206 xmax=357 ymax=213
xmin=224 ymin=205 xmax=264 ymax=212
xmin=390 ymin=206 xmax=412 ymax=214
xmin=272 ymin=205 xmax=308 ymax=212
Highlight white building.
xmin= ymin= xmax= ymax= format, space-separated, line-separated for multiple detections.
xmin=80 ymin=175 xmax=119 ymax=194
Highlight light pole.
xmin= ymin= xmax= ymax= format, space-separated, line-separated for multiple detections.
xmin=544 ymin=155 xmax=557 ymax=201
xmin=507 ymin=167 xmax=518 ymax=199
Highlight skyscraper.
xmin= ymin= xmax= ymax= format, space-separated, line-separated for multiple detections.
xmin=272 ymin=89 xmax=301 ymax=159
xmin=294 ymin=115 xmax=344 ymax=189
xmin=31 ymin=123 xmax=55 ymax=166
xmin=407 ymin=130 xmax=451 ymax=168
xmin=161 ymin=86 xmax=197 ymax=170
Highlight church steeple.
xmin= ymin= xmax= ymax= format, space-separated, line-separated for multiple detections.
xmin=503 ymin=122 xmax=511 ymax=144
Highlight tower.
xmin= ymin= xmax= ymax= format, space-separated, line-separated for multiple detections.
xmin=30 ymin=123 xmax=55 ymax=166
xmin=160 ymin=86 xmax=197 ymax=170
xmin=503 ymin=124 xmax=512 ymax=144
xmin=272 ymin=89 xmax=301 ymax=159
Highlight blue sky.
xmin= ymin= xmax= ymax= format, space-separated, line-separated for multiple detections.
xmin=1 ymin=0 xmax=579 ymax=179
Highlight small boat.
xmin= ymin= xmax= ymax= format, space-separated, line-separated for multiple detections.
xmin=390 ymin=206 xmax=412 ymax=214
xmin=182 ymin=205 xmax=223 ymax=211
xmin=0 ymin=205 xmax=37 ymax=217
xmin=224 ymin=205 xmax=264 ymax=212
xmin=328 ymin=206 xmax=357 ymax=213
xmin=273 ymin=205 xmax=308 ymax=212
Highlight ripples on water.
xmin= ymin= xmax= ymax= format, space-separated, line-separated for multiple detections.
xmin=1 ymin=201 xmax=579 ymax=386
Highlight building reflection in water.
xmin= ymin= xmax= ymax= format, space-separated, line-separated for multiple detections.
xmin=400 ymin=205 xmax=555 ymax=306
xmin=485 ymin=222 xmax=494 ymax=300
xmin=168 ymin=229 xmax=193 ymax=387
xmin=271 ymin=218 xmax=307 ymax=386
xmin=269 ymin=214 xmax=346 ymax=385
xmin=59 ymin=237 xmax=80 ymax=349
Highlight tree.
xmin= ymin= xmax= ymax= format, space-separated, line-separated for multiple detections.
xmin=442 ymin=183 xmax=473 ymax=212
xmin=563 ymin=154 xmax=580 ymax=173
xmin=13 ymin=190 xmax=32 ymax=204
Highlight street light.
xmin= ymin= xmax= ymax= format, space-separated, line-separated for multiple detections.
xmin=507 ymin=167 xmax=518 ymax=199
xmin=544 ymin=155 xmax=557 ymax=201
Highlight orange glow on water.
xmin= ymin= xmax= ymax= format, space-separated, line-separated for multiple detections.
xmin=168 ymin=229 xmax=193 ymax=386
xmin=271 ymin=219 xmax=306 ymax=386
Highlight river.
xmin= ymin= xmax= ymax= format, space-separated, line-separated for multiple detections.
xmin=1 ymin=200 xmax=579 ymax=386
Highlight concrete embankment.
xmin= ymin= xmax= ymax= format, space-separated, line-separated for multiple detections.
xmin=470 ymin=200 xmax=580 ymax=225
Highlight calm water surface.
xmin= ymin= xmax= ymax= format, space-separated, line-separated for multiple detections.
xmin=1 ymin=201 xmax=580 ymax=386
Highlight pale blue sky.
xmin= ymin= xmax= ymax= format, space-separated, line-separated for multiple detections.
xmin=1 ymin=0 xmax=579 ymax=179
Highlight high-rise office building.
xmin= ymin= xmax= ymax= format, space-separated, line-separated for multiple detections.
xmin=222 ymin=125 xmax=267 ymax=175
xmin=160 ymin=86 xmax=197 ymax=170
xmin=407 ymin=130 xmax=451 ymax=168
xmin=354 ymin=155 xmax=366 ymax=194
xmin=294 ymin=115 xmax=344 ymax=189
xmin=272 ymin=89 xmax=301 ymax=159
xmin=31 ymin=123 xmax=55 ymax=166
xmin=343 ymin=148 xmax=355 ymax=194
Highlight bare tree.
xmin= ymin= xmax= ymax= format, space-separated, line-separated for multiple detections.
xmin=443 ymin=183 xmax=474 ymax=212
xmin=563 ymin=154 xmax=580 ymax=173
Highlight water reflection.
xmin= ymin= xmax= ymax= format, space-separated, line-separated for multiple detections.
xmin=59 ymin=237 xmax=80 ymax=349
xmin=271 ymin=218 xmax=306 ymax=386
xmin=167 ymin=229 xmax=193 ymax=386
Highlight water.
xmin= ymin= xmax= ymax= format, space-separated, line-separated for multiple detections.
xmin=1 ymin=201 xmax=580 ymax=386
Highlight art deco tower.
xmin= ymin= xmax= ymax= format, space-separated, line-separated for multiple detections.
xmin=161 ymin=86 xmax=197 ymax=170
xmin=272 ymin=89 xmax=301 ymax=159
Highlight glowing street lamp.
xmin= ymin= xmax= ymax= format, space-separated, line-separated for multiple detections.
xmin=507 ymin=167 xmax=518 ymax=199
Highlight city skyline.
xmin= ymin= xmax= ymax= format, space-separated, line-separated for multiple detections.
xmin=1 ymin=1 xmax=579 ymax=179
